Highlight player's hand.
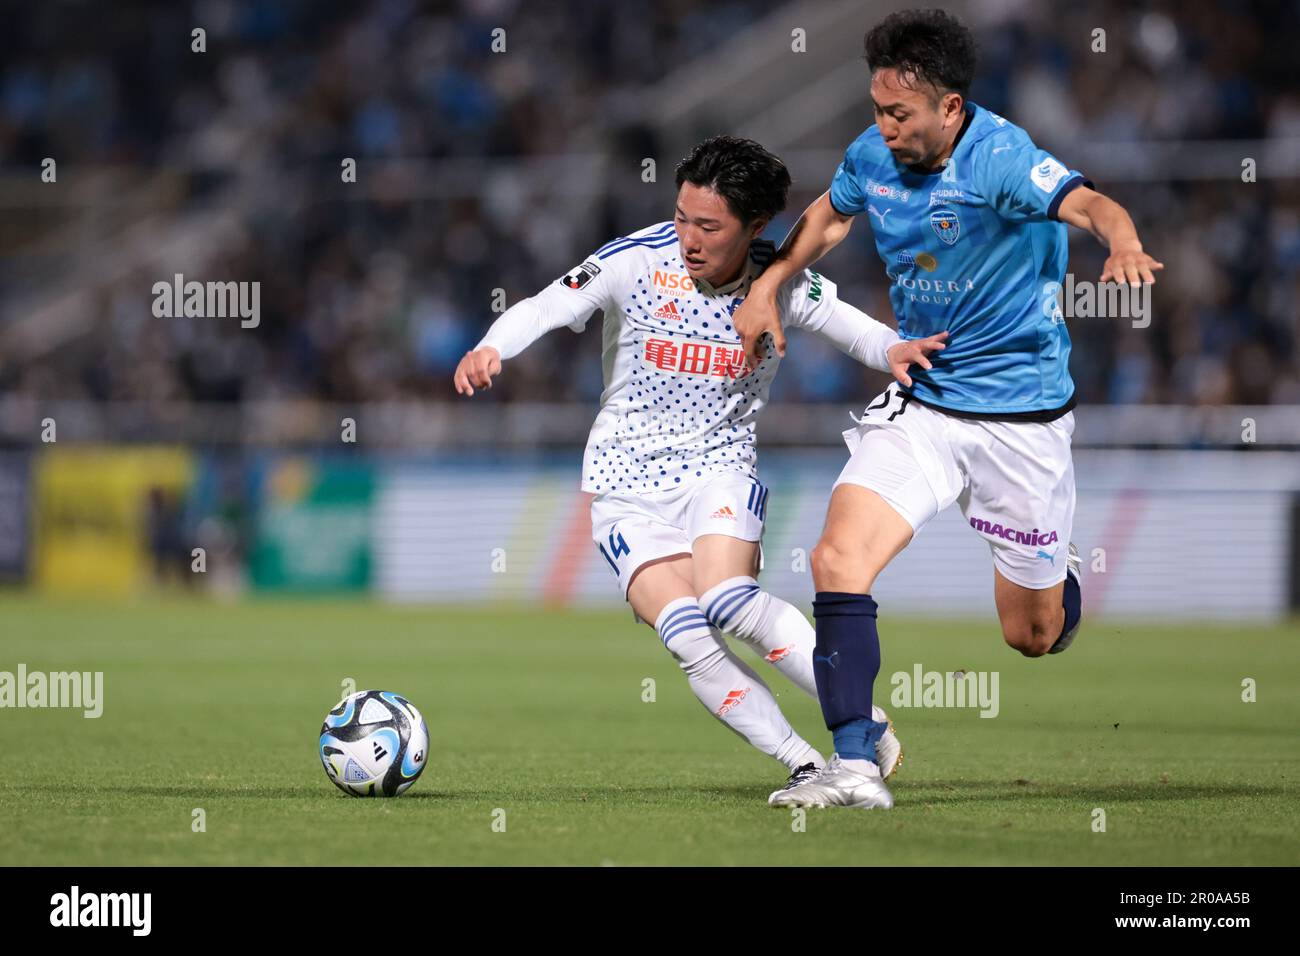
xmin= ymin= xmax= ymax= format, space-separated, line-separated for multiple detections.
xmin=1101 ymin=245 xmax=1164 ymax=286
xmin=886 ymin=331 xmax=948 ymax=388
xmin=732 ymin=287 xmax=786 ymax=368
xmin=453 ymin=346 xmax=502 ymax=396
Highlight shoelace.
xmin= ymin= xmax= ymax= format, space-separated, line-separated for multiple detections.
xmin=786 ymin=762 xmax=820 ymax=787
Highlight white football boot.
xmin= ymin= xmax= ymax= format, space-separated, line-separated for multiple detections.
xmin=768 ymin=760 xmax=824 ymax=801
xmin=872 ymin=704 xmax=903 ymax=781
xmin=769 ymin=753 xmax=894 ymax=809
xmin=768 ymin=706 xmax=901 ymax=807
xmin=1048 ymin=542 xmax=1082 ymax=655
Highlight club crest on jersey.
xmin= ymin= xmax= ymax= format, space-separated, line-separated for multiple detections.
xmin=561 ymin=261 xmax=601 ymax=290
xmin=930 ymin=208 xmax=961 ymax=245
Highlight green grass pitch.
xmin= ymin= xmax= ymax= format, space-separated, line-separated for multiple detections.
xmin=1 ymin=593 xmax=1297 ymax=866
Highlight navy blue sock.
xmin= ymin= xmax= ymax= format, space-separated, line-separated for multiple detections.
xmin=830 ymin=718 xmax=887 ymax=764
xmin=813 ymin=592 xmax=886 ymax=763
xmin=1055 ymin=571 xmax=1081 ymax=645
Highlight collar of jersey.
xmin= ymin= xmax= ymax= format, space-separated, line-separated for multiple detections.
xmin=694 ymin=259 xmax=756 ymax=298
xmin=691 ymin=252 xmax=759 ymax=297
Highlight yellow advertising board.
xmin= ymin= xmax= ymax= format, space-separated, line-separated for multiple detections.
xmin=32 ymin=447 xmax=194 ymax=595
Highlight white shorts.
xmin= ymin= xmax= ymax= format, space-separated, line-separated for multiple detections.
xmin=591 ymin=471 xmax=768 ymax=598
xmin=835 ymin=384 xmax=1076 ymax=590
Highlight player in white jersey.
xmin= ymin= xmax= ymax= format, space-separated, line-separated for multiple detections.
xmin=454 ymin=137 xmax=946 ymax=794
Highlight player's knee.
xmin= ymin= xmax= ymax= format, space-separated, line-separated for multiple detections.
xmin=701 ymin=581 xmax=765 ymax=638
xmin=812 ymin=538 xmax=875 ymax=592
xmin=811 ymin=538 xmax=848 ymax=583
xmin=1001 ymin=618 xmax=1057 ymax=658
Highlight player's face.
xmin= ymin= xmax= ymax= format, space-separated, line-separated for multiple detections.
xmin=674 ymin=183 xmax=766 ymax=286
xmin=870 ymin=68 xmax=963 ymax=169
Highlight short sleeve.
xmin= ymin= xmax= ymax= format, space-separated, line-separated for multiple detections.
xmin=974 ymin=140 xmax=1091 ymax=223
xmin=829 ymin=146 xmax=867 ymax=217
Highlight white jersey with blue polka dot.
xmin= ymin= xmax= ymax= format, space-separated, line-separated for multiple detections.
xmin=476 ymin=220 xmax=900 ymax=496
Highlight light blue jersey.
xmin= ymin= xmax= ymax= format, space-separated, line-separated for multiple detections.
xmin=829 ymin=102 xmax=1090 ymax=417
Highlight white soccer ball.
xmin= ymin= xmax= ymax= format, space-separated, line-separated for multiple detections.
xmin=319 ymin=690 xmax=429 ymax=797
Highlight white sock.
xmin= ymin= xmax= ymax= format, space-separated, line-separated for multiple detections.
xmin=656 ymin=597 xmax=823 ymax=771
xmin=700 ymin=576 xmax=818 ymax=700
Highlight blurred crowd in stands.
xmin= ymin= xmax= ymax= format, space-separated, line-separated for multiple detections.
xmin=2 ymin=0 xmax=1297 ymax=413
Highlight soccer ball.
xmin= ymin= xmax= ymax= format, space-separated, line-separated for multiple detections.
xmin=319 ymin=690 xmax=429 ymax=797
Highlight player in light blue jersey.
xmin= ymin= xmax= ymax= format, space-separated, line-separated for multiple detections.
xmin=732 ymin=9 xmax=1163 ymax=809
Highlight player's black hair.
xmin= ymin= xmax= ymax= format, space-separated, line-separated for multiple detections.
xmin=864 ymin=9 xmax=978 ymax=101
xmin=674 ymin=136 xmax=791 ymax=226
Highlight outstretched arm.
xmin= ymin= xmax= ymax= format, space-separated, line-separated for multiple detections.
xmin=788 ymin=276 xmax=948 ymax=387
xmin=454 ymin=263 xmax=608 ymax=396
xmin=1056 ymin=186 xmax=1164 ymax=286
xmin=454 ymin=294 xmax=578 ymax=396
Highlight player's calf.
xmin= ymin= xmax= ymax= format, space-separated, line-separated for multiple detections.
xmin=996 ymin=587 xmax=1063 ymax=657
xmin=655 ymin=597 xmax=824 ymax=772
xmin=699 ymin=576 xmax=906 ymax=779
xmin=699 ymin=575 xmax=817 ymax=695
xmin=993 ymin=547 xmax=1082 ymax=657
xmin=1048 ymin=543 xmax=1083 ymax=654
xmin=1000 ymin=617 xmax=1060 ymax=657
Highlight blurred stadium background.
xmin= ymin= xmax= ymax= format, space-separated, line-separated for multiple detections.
xmin=2 ymin=0 xmax=1298 ymax=620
